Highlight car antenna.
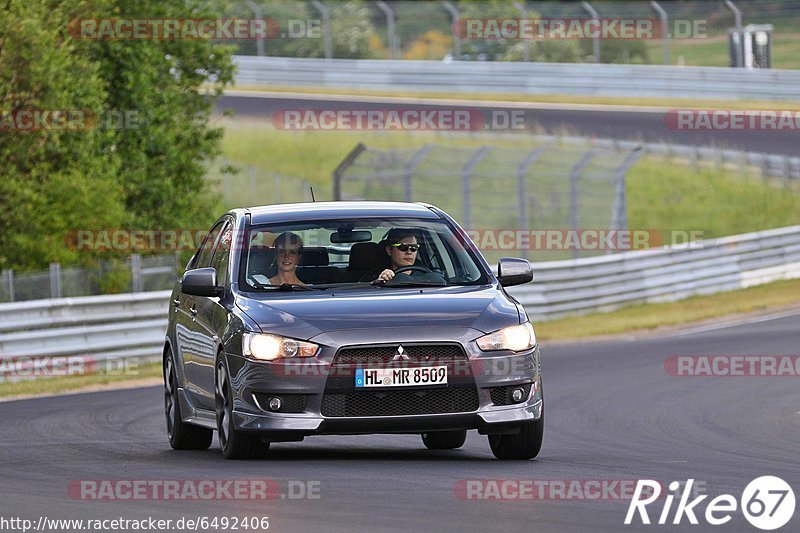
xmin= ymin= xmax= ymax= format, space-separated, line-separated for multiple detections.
xmin=310 ymin=186 xmax=316 ymax=202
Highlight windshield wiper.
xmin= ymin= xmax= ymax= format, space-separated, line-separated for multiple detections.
xmin=251 ymin=282 xmax=316 ymax=291
xmin=374 ymin=280 xmax=447 ymax=288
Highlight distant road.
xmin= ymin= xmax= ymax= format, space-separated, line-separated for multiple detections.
xmin=217 ymin=92 xmax=798 ymax=156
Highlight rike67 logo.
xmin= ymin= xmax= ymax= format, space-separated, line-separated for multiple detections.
xmin=625 ymin=477 xmax=795 ymax=530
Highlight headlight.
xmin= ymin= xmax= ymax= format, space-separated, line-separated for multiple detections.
xmin=476 ymin=322 xmax=536 ymax=352
xmin=242 ymin=333 xmax=319 ymax=361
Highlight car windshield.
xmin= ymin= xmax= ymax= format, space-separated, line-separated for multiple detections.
xmin=238 ymin=217 xmax=489 ymax=291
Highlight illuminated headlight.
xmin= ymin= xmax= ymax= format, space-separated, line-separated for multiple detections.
xmin=242 ymin=333 xmax=319 ymax=361
xmin=476 ymin=322 xmax=536 ymax=352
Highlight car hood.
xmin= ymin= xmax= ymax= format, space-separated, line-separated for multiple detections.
xmin=235 ymin=285 xmax=520 ymax=340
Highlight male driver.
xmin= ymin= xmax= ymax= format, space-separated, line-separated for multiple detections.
xmin=376 ymin=228 xmax=420 ymax=282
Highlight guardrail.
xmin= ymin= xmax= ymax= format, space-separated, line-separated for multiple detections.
xmin=0 ymin=291 xmax=169 ymax=381
xmin=233 ymin=56 xmax=800 ymax=101
xmin=1 ymin=225 xmax=799 ymax=380
xmin=510 ymin=225 xmax=800 ymax=319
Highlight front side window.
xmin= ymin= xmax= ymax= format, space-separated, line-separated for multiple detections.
xmin=239 ymin=217 xmax=488 ymax=291
xmin=210 ymin=223 xmax=232 ymax=285
xmin=193 ymin=222 xmax=225 ymax=269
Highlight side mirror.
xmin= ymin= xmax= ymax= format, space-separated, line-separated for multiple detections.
xmin=497 ymin=258 xmax=534 ymax=287
xmin=181 ymin=267 xmax=222 ymax=297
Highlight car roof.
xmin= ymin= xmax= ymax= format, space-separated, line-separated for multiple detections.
xmin=243 ymin=201 xmax=441 ymax=225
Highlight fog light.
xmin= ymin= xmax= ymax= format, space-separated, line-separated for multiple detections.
xmin=511 ymin=387 xmax=526 ymax=403
xmin=268 ymin=397 xmax=282 ymax=411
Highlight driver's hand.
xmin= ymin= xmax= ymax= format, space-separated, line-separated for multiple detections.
xmin=377 ymin=269 xmax=395 ymax=281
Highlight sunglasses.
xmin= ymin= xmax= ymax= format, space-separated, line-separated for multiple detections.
xmin=390 ymin=243 xmax=420 ymax=252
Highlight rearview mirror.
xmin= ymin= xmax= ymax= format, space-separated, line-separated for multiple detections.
xmin=497 ymin=258 xmax=534 ymax=287
xmin=331 ymin=230 xmax=373 ymax=243
xmin=181 ymin=267 xmax=223 ymax=297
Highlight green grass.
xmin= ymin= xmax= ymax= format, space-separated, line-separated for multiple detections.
xmin=645 ymin=32 xmax=800 ymax=70
xmin=536 ymin=277 xmax=800 ymax=341
xmin=0 ymin=361 xmax=162 ymax=399
xmin=212 ymin=120 xmax=541 ymax=208
xmin=214 ymin=121 xmax=800 ymax=242
xmin=627 ymin=158 xmax=800 ymax=240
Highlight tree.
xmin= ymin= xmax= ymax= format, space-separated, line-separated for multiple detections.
xmin=0 ymin=0 xmax=234 ymax=271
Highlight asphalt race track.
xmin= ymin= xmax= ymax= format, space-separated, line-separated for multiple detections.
xmin=3 ymin=311 xmax=798 ymax=532
xmin=217 ymin=93 xmax=798 ymax=156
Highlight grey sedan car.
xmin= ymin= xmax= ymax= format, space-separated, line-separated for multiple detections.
xmin=163 ymin=202 xmax=543 ymax=459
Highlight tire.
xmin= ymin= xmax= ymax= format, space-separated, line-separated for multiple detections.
xmin=215 ymin=356 xmax=269 ymax=460
xmin=421 ymin=430 xmax=467 ymax=450
xmin=488 ymin=409 xmax=544 ymax=460
xmin=163 ymin=347 xmax=213 ymax=450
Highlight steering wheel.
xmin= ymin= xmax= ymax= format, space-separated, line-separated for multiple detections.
xmin=393 ymin=265 xmax=433 ymax=275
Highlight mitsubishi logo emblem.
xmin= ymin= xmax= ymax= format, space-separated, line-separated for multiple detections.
xmin=392 ymin=345 xmax=410 ymax=361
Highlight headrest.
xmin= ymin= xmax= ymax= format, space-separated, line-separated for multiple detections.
xmin=348 ymin=242 xmax=380 ymax=270
xmin=299 ymin=247 xmax=329 ymax=266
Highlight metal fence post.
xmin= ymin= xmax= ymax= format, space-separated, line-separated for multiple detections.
xmin=311 ymin=0 xmax=333 ymax=59
xmin=581 ymin=1 xmax=600 ymax=63
xmin=332 ymin=143 xmax=367 ymax=200
xmin=403 ymin=145 xmax=433 ymax=201
xmin=376 ymin=1 xmax=398 ymax=59
xmin=516 ymin=146 xmax=549 ymax=259
xmin=512 ymin=1 xmax=530 ymax=61
xmin=783 ymin=156 xmax=790 ymax=188
xmin=2 ymin=269 xmax=14 ymax=302
xmin=244 ymin=0 xmax=265 ymax=57
xmin=443 ymin=1 xmax=461 ymax=60
xmin=650 ymin=1 xmax=669 ymax=65
xmin=49 ymin=262 xmax=62 ymax=299
xmin=569 ymin=152 xmax=596 ymax=259
xmin=612 ymin=147 xmax=643 ymax=232
xmin=131 ymin=254 xmax=142 ymax=293
xmin=461 ymin=146 xmax=490 ymax=230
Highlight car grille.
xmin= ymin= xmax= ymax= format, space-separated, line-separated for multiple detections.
xmin=321 ymin=388 xmax=479 ymax=417
xmin=333 ymin=343 xmax=467 ymax=366
xmin=489 ymin=383 xmax=533 ymax=406
xmin=253 ymin=393 xmax=308 ymax=413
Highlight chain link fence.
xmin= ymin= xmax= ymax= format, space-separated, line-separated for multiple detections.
xmin=334 ymin=139 xmax=641 ymax=262
xmin=225 ymin=0 xmax=800 ymax=64
xmin=0 ymin=254 xmax=181 ymax=303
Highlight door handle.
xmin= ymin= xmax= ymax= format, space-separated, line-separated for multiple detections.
xmin=190 ymin=305 xmax=198 ymax=317
xmin=173 ymin=298 xmax=181 ymax=307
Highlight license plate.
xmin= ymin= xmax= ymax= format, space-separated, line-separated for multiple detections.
xmin=355 ymin=366 xmax=448 ymax=388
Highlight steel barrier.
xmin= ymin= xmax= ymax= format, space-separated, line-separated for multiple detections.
xmin=233 ymin=56 xmax=800 ymax=101
xmin=1 ymin=225 xmax=799 ymax=380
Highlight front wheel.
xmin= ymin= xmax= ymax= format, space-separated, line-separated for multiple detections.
xmin=164 ymin=348 xmax=212 ymax=450
xmin=488 ymin=409 xmax=544 ymax=460
xmin=215 ymin=357 xmax=269 ymax=460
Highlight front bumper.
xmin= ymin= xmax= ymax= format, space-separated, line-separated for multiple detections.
xmin=226 ymin=338 xmax=542 ymax=438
